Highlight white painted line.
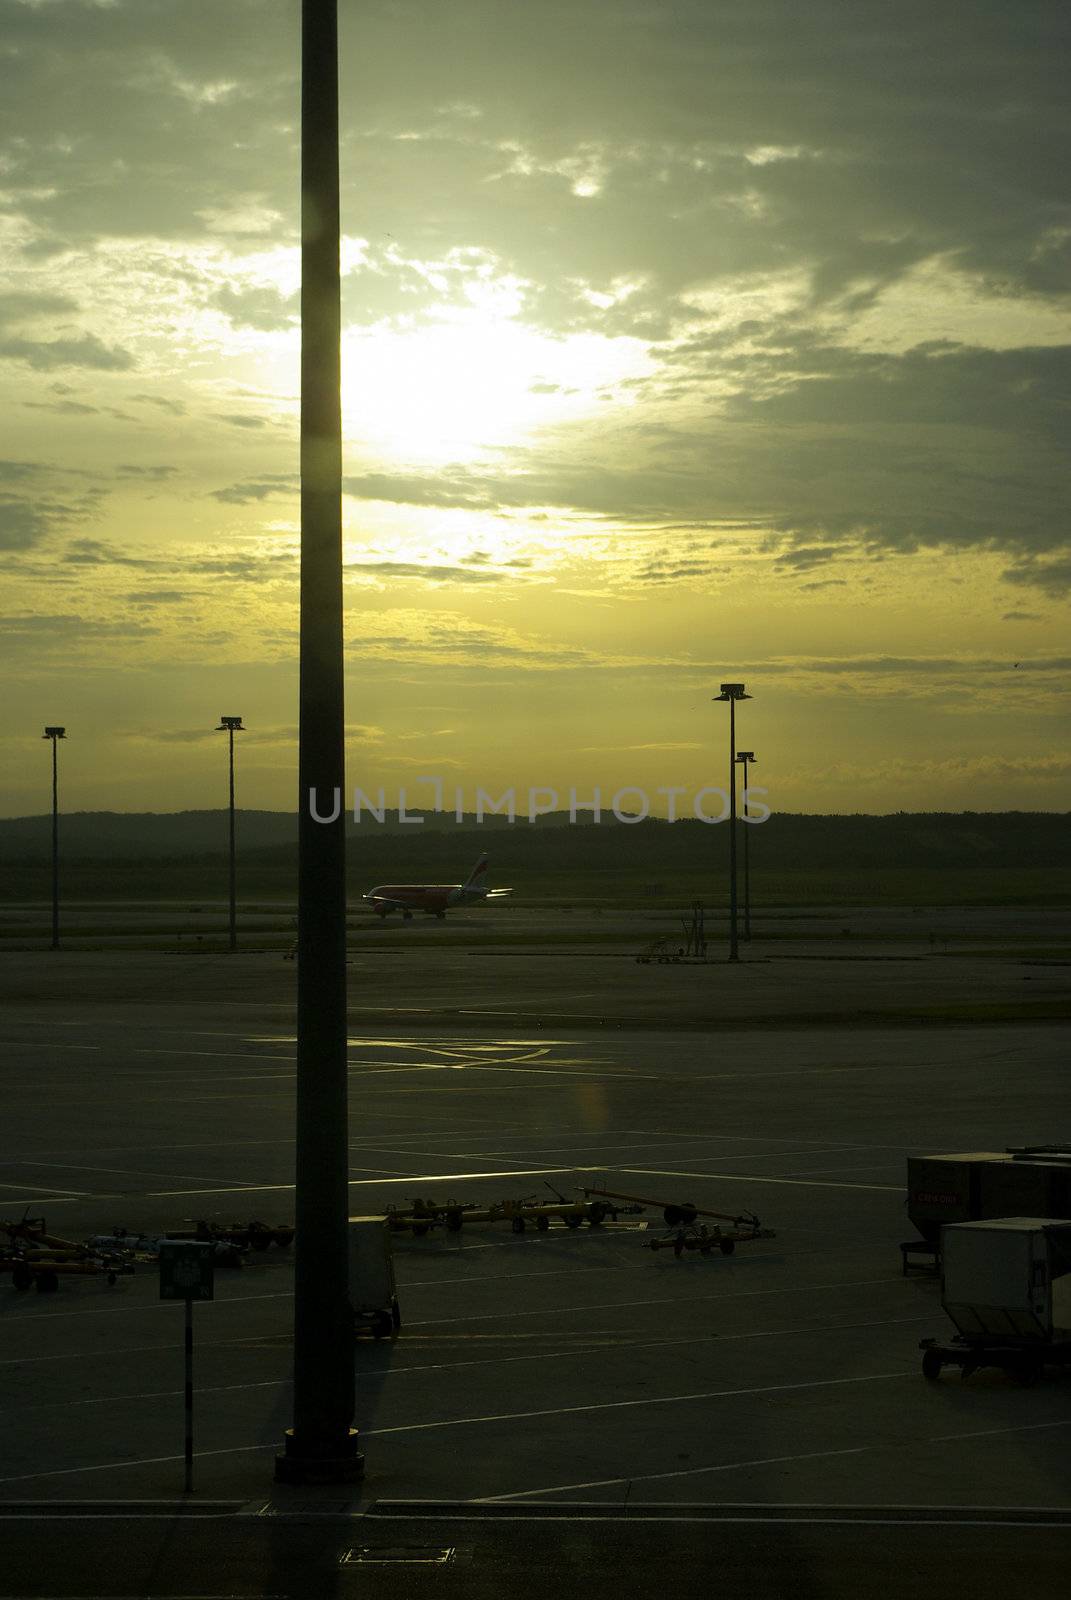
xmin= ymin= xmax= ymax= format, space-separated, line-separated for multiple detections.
xmin=363 ymin=1371 xmax=913 ymax=1438
xmin=619 ymin=1166 xmax=902 ymax=1193
xmin=478 ymin=1445 xmax=871 ymax=1500
xmin=142 ymin=1165 xmax=611 ymax=1199
xmin=930 ymin=1420 xmax=1071 ymax=1444
xmin=0 ymin=1373 xmax=913 ymax=1485
xmin=3 ymin=1314 xmax=932 ymax=1413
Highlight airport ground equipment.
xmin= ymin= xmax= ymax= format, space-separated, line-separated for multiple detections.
xmin=2 ymin=1214 xmax=134 ymax=1291
xmin=349 ymin=1216 xmax=401 ymax=1339
xmin=583 ymin=1185 xmax=774 ymax=1257
xmin=636 ymin=904 xmax=708 ymax=964
xmin=919 ymin=1216 xmax=1071 ymax=1381
xmin=386 ymin=1185 xmax=643 ymax=1235
xmin=905 ymin=1148 xmax=1071 ymax=1252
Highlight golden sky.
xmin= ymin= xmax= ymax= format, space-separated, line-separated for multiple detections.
xmin=1 ymin=0 xmax=1068 ymax=818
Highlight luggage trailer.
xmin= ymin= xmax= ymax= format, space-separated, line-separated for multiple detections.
xmin=583 ymin=1185 xmax=776 ymax=1257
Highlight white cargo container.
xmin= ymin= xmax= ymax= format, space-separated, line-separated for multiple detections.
xmin=941 ymin=1217 xmax=1071 ymax=1342
xmin=348 ymin=1215 xmax=400 ymax=1339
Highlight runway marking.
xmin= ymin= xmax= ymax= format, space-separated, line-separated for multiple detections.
xmin=0 ymin=1273 xmax=904 ymax=1341
xmin=1 ymin=1158 xmax=265 ymax=1186
xmin=618 ymin=1166 xmax=902 ymax=1193
xmin=0 ymin=1372 xmax=914 ymax=1485
xmin=930 ymin=1419 xmax=1071 ymax=1444
xmin=478 ymin=1444 xmax=871 ymax=1500
xmin=0 ymin=1317 xmax=933 ymax=1417
xmin=404 ymin=1279 xmax=909 ymax=1329
xmin=141 ymin=1165 xmax=611 ymax=1199
xmin=0 ymin=1181 xmax=91 ymax=1196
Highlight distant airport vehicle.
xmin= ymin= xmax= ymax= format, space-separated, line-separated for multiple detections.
xmin=363 ymin=855 xmax=513 ymax=920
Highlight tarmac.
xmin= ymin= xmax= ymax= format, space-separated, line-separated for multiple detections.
xmin=1 ymin=910 xmax=1069 ymax=1595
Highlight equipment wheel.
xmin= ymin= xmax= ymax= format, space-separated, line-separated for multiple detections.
xmin=372 ymin=1310 xmax=394 ymax=1340
xmin=12 ymin=1264 xmax=33 ymax=1292
xmin=719 ymin=1238 xmax=735 ymax=1256
xmin=587 ymin=1202 xmax=607 ymax=1227
xmin=106 ymin=1271 xmax=117 ymax=1286
xmin=511 ymin=1216 xmax=526 ymax=1234
xmin=445 ymin=1210 xmax=464 ymax=1233
xmin=672 ymin=1235 xmax=685 ymax=1259
xmin=564 ymin=1213 xmax=583 ymax=1229
xmin=411 ymin=1223 xmax=430 ymax=1238
xmin=922 ymin=1348 xmax=943 ymax=1381
xmin=36 ymin=1270 xmax=60 ymax=1293
xmin=536 ymin=1215 xmax=550 ymax=1232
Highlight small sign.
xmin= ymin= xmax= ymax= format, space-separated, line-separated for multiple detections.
xmin=159 ymin=1240 xmax=215 ymax=1301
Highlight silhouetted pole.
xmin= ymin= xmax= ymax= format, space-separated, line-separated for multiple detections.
xmin=276 ymin=0 xmax=361 ymax=1484
xmin=714 ymin=685 xmax=750 ymax=962
xmin=43 ymin=727 xmax=65 ymax=950
xmin=215 ymin=717 xmax=244 ymax=951
xmin=736 ymin=751 xmax=755 ymax=941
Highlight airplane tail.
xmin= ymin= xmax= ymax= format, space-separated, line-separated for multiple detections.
xmin=464 ymin=854 xmax=490 ymax=888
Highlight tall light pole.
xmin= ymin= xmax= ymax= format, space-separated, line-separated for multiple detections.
xmin=713 ymin=684 xmax=750 ymax=961
xmin=276 ymin=0 xmax=361 ymax=1485
xmin=215 ymin=717 xmax=244 ymax=951
xmin=736 ymin=751 xmax=755 ymax=942
xmin=42 ymin=727 xmax=65 ymax=951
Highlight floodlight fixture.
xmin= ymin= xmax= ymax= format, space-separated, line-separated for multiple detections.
xmin=43 ymin=726 xmax=66 ymax=739
xmin=216 ymin=716 xmax=245 ymax=731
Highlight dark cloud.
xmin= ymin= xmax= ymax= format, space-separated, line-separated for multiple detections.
xmin=131 ymin=393 xmax=186 ymax=416
xmin=212 ymin=282 xmax=298 ymax=332
xmin=116 ymin=464 xmax=177 ymax=480
xmin=345 ymin=560 xmax=516 ymax=585
xmin=213 ymin=413 xmax=268 ymax=429
xmin=210 ymin=474 xmax=296 ymax=504
xmin=0 ymin=331 xmax=134 ymax=370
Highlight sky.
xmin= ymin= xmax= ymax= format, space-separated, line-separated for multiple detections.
xmin=1 ymin=0 xmax=1069 ymax=820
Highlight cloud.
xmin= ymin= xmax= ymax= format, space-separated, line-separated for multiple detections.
xmin=212 ymin=282 xmax=298 ymax=332
xmin=345 ymin=560 xmax=520 ymax=586
xmin=0 ymin=331 xmax=134 ymax=370
xmin=210 ymin=474 xmax=297 ymax=504
xmin=213 ymin=413 xmax=267 ymax=429
xmin=1001 ymin=556 xmax=1071 ymax=598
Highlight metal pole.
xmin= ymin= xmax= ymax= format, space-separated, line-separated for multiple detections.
xmin=276 ymin=0 xmax=360 ymax=1483
xmin=184 ymin=1299 xmax=194 ymax=1494
xmin=728 ymin=697 xmax=739 ymax=962
xmin=51 ymin=737 xmax=59 ymax=952
xmin=228 ymin=726 xmax=237 ymax=952
xmin=741 ymin=755 xmax=751 ymax=942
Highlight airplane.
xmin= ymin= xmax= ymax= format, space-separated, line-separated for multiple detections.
xmin=363 ymin=855 xmax=513 ymax=920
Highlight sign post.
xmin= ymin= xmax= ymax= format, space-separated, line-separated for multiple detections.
xmin=159 ymin=1241 xmax=215 ymax=1493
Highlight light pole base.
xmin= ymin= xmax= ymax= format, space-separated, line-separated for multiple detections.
xmin=274 ymin=1428 xmax=364 ymax=1485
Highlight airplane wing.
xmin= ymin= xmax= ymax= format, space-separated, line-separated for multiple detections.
xmin=368 ymin=895 xmax=408 ymax=912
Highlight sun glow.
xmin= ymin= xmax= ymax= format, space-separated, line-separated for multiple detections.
xmin=340 ymin=309 xmax=651 ymax=466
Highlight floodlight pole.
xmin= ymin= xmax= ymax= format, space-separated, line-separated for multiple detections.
xmin=714 ymin=685 xmax=750 ymax=962
xmin=276 ymin=0 xmax=360 ymax=1484
xmin=215 ymin=718 xmax=244 ymax=952
xmin=736 ymin=751 xmax=755 ymax=941
xmin=43 ymin=727 xmax=65 ymax=951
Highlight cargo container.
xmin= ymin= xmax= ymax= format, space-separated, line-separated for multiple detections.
xmin=941 ymin=1218 xmax=1071 ymax=1342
